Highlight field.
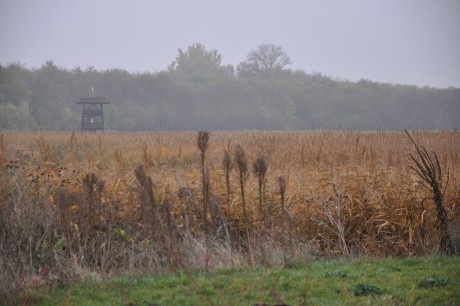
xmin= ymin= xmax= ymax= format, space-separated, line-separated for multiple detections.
xmin=1 ymin=130 xmax=459 ymax=301
xmin=22 ymin=256 xmax=460 ymax=305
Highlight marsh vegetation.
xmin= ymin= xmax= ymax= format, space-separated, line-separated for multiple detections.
xmin=1 ymin=130 xmax=459 ymax=302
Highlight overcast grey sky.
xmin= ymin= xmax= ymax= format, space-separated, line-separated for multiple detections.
xmin=1 ymin=0 xmax=459 ymax=88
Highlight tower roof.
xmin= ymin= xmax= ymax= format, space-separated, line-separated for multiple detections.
xmin=76 ymin=96 xmax=110 ymax=104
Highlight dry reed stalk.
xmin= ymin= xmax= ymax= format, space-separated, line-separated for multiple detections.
xmin=278 ymin=176 xmax=287 ymax=212
xmin=277 ymin=175 xmax=290 ymax=257
xmin=319 ymin=181 xmax=350 ymax=257
xmin=197 ymin=130 xmax=211 ymax=275
xmin=223 ymin=143 xmax=233 ymax=213
xmin=253 ymin=155 xmax=268 ymax=219
xmin=141 ymin=141 xmax=154 ymax=169
xmin=178 ymin=186 xmax=196 ymax=233
xmin=234 ymin=144 xmax=255 ymax=264
xmin=197 ymin=131 xmax=210 ymax=236
xmin=134 ymin=164 xmax=158 ymax=227
xmin=0 ymin=133 xmax=6 ymax=170
xmin=252 ymin=155 xmax=268 ymax=264
xmin=68 ymin=132 xmax=79 ymax=162
xmin=234 ymin=145 xmax=249 ymax=228
xmin=36 ymin=135 xmax=53 ymax=162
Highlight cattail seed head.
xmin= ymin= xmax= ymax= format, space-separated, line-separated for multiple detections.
xmin=197 ymin=131 xmax=210 ymax=156
xmin=223 ymin=149 xmax=233 ymax=171
xmin=278 ymin=175 xmax=287 ymax=195
xmin=234 ymin=145 xmax=249 ymax=180
xmin=253 ymin=156 xmax=267 ymax=179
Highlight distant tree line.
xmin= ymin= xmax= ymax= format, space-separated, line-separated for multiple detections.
xmin=1 ymin=43 xmax=459 ymax=131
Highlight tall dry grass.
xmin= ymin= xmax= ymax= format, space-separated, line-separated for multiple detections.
xmin=1 ymin=130 xmax=459 ymax=299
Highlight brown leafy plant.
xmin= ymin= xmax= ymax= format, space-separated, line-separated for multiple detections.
xmin=406 ymin=130 xmax=454 ymax=255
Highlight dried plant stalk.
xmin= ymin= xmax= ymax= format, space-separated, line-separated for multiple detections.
xmin=223 ymin=146 xmax=233 ymax=213
xmin=406 ymin=130 xmax=454 ymax=255
xmin=234 ymin=144 xmax=249 ymax=228
xmin=197 ymin=131 xmax=210 ymax=235
xmin=234 ymin=144 xmax=253 ymax=263
xmin=253 ymin=156 xmax=267 ymax=218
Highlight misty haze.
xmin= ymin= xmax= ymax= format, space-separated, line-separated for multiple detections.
xmin=1 ymin=0 xmax=459 ymax=131
xmin=1 ymin=1 xmax=460 ymax=305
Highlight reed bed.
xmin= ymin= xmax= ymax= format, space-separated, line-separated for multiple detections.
xmin=1 ymin=130 xmax=459 ymax=299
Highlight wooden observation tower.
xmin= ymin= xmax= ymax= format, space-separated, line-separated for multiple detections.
xmin=76 ymin=95 xmax=110 ymax=132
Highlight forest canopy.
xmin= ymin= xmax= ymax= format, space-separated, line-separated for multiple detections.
xmin=1 ymin=43 xmax=459 ymax=131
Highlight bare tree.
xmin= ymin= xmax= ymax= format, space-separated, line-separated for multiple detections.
xmin=237 ymin=43 xmax=292 ymax=77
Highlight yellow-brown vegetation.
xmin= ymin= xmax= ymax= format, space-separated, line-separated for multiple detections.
xmin=1 ymin=130 xmax=459 ymax=297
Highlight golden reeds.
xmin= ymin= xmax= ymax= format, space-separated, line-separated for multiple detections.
xmin=1 ymin=130 xmax=459 ymax=298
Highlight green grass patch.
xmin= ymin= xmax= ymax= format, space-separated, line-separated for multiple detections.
xmin=19 ymin=256 xmax=460 ymax=305
xmin=349 ymin=283 xmax=383 ymax=296
xmin=418 ymin=277 xmax=450 ymax=289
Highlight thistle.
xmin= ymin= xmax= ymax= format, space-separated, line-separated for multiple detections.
xmin=278 ymin=175 xmax=287 ymax=211
xmin=223 ymin=144 xmax=233 ymax=212
xmin=197 ymin=131 xmax=210 ymax=234
xmin=234 ymin=144 xmax=249 ymax=227
xmin=253 ymin=156 xmax=267 ymax=218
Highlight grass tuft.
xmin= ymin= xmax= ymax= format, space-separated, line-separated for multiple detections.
xmin=349 ymin=283 xmax=383 ymax=296
xmin=418 ymin=277 xmax=450 ymax=289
